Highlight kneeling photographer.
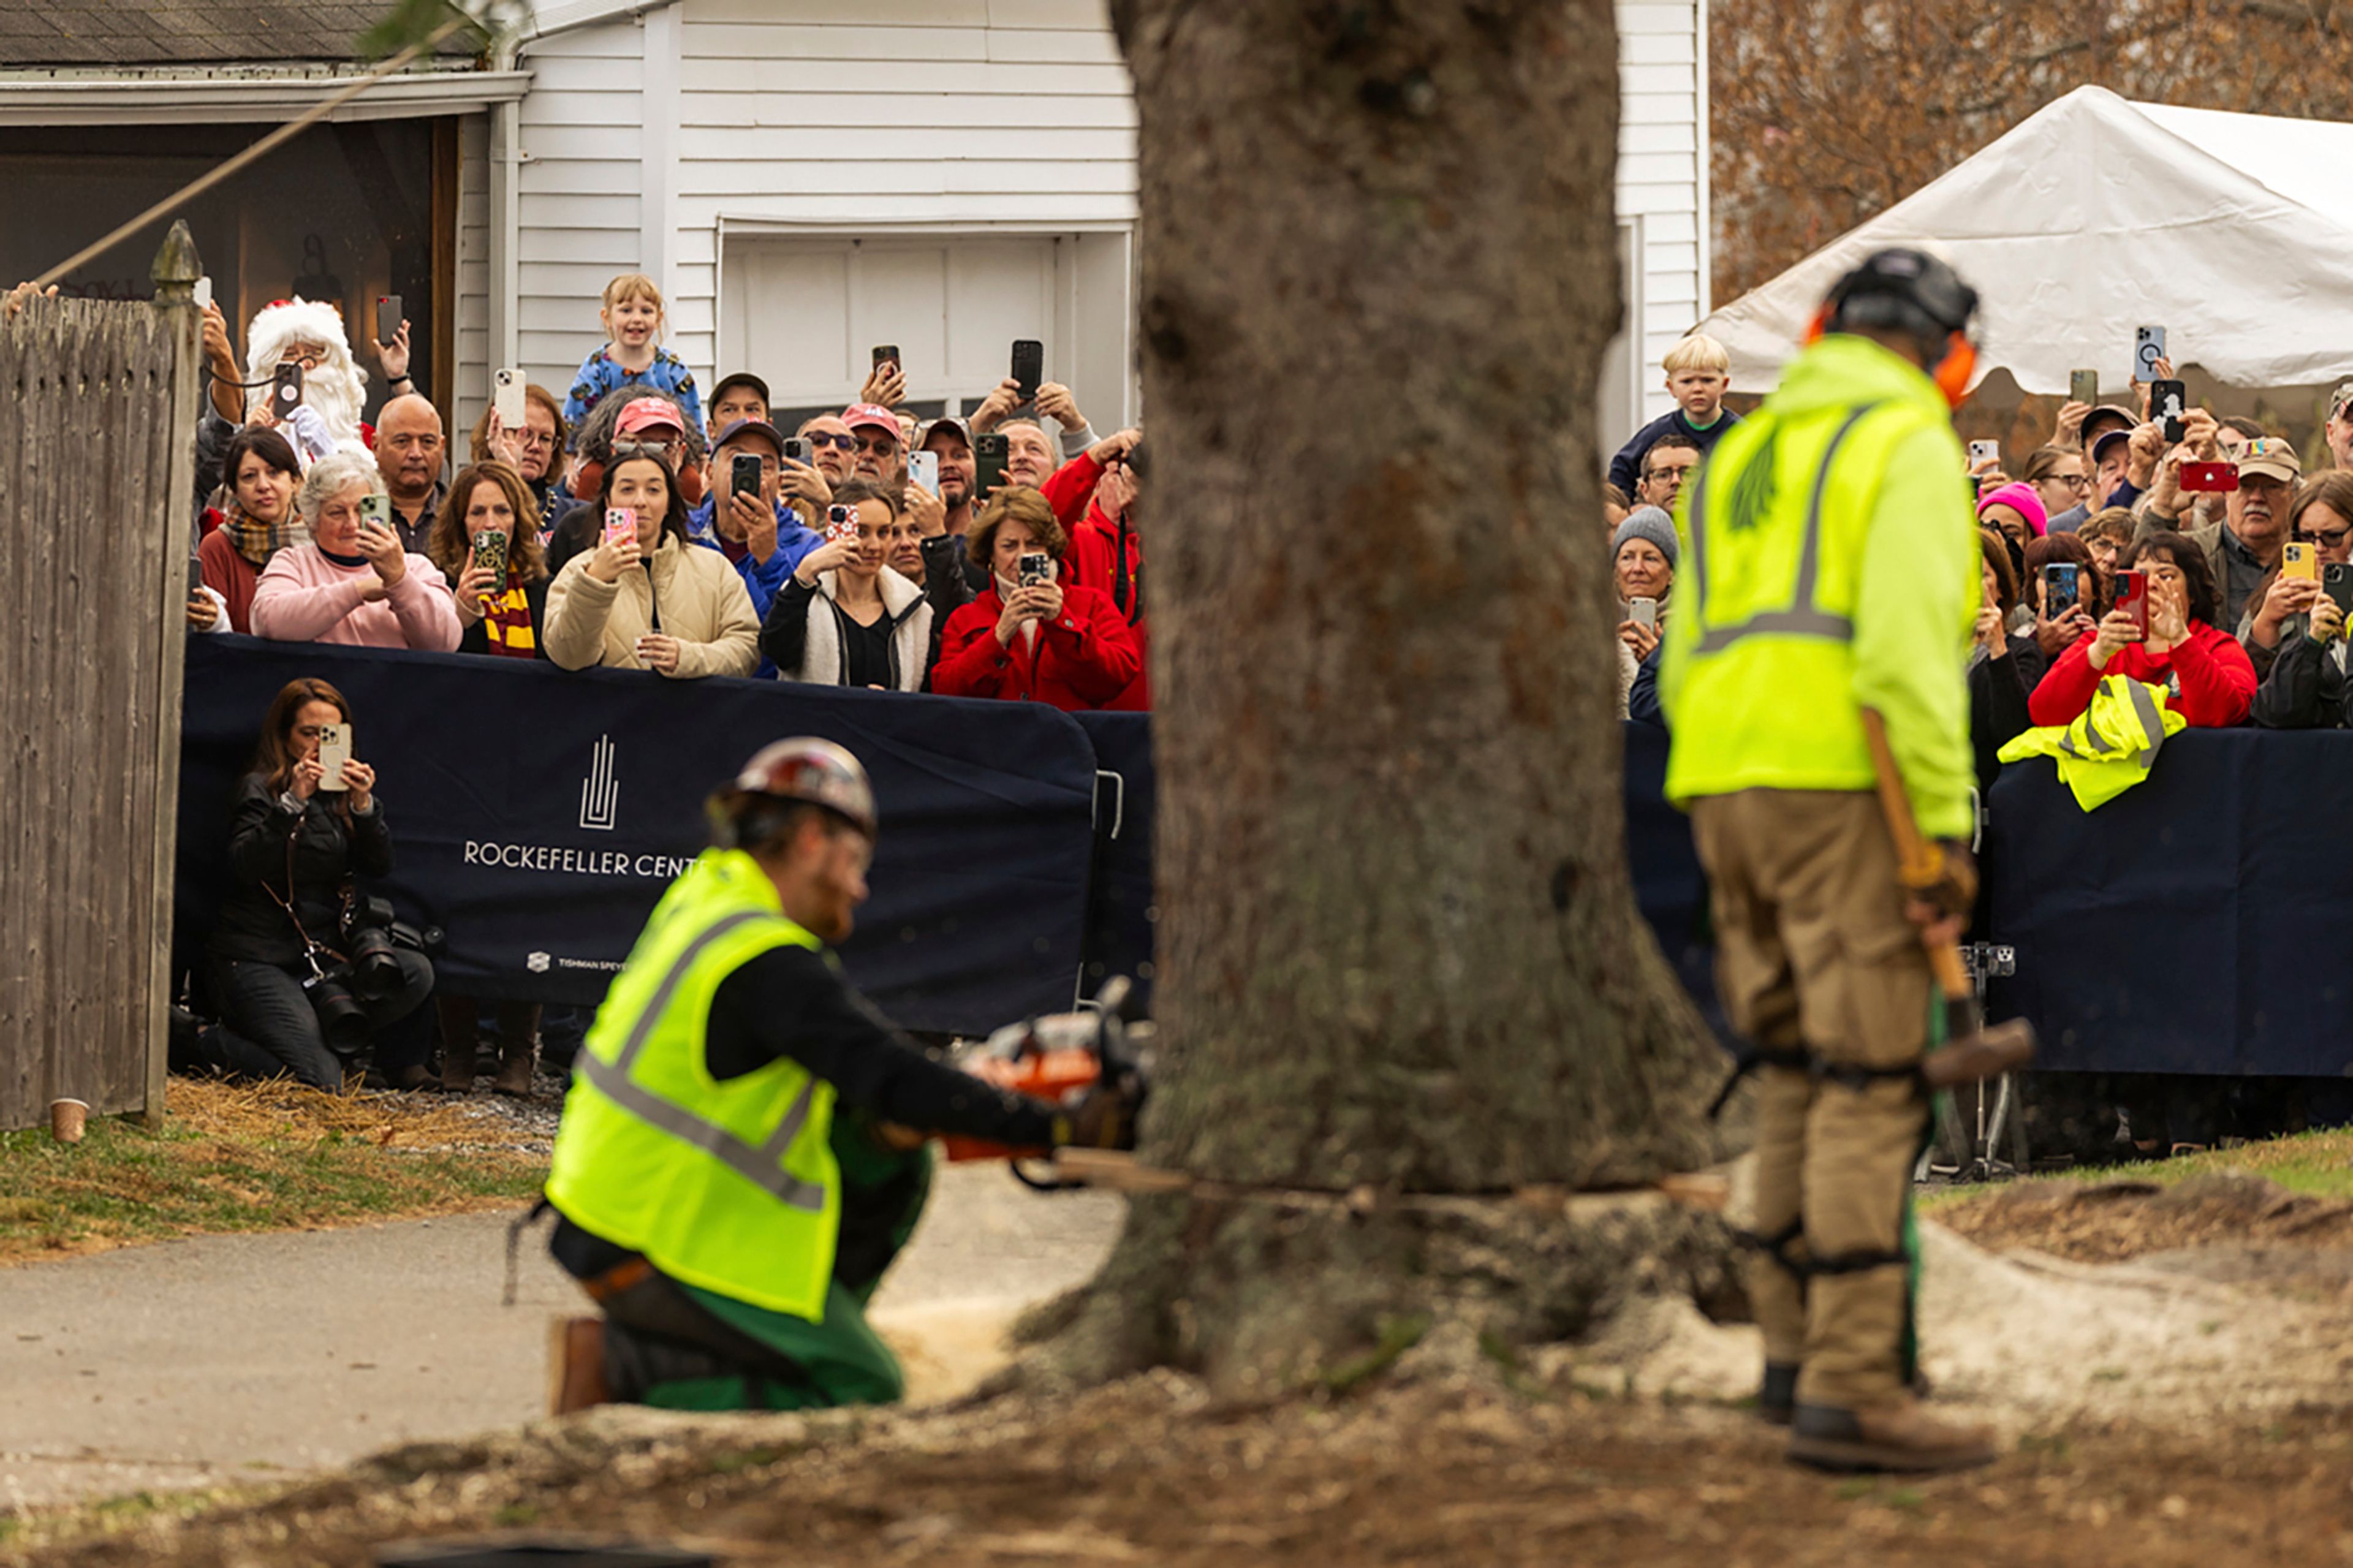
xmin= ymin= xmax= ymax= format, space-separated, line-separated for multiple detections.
xmin=189 ymin=679 xmax=436 ymax=1091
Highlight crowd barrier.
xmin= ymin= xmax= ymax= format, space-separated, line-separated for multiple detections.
xmin=1987 ymin=733 xmax=2353 ymax=1078
xmin=184 ymin=641 xmax=2344 ymax=1077
xmin=177 ymin=640 xmax=1721 ymax=1039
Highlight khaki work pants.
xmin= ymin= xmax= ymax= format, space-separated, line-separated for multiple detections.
xmin=1690 ymin=788 xmax=1931 ymax=1410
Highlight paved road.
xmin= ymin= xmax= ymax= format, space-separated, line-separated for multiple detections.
xmin=0 ymin=1165 xmax=1124 ymax=1512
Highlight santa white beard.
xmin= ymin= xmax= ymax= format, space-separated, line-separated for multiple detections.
xmin=242 ymin=297 xmax=372 ymax=455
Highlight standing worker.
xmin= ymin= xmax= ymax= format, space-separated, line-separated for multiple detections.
xmin=1657 ymin=249 xmax=1993 ymax=1473
xmin=541 ymin=738 xmax=1129 ymax=1412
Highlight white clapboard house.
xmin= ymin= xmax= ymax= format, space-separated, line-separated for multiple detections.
xmin=0 ymin=0 xmax=1707 ymax=447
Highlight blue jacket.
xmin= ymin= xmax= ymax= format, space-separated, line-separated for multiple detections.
xmin=1607 ymin=407 xmax=1741 ymax=497
xmin=686 ymin=496 xmax=821 ymax=675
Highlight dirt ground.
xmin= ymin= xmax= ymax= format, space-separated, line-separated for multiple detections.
xmin=16 ymin=1369 xmax=2353 ymax=1567
xmin=17 ymin=1167 xmax=2353 ymax=1566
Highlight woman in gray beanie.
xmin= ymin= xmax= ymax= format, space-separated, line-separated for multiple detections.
xmin=1612 ymin=506 xmax=1678 ymax=716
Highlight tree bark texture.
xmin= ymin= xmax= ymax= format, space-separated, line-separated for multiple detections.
xmin=1051 ymin=0 xmax=1736 ymax=1392
xmin=1118 ymin=0 xmax=1721 ymax=1195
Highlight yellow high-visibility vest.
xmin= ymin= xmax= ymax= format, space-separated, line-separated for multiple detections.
xmin=546 ymin=848 xmax=842 ymax=1320
xmin=1661 ymin=333 xmax=1978 ymax=835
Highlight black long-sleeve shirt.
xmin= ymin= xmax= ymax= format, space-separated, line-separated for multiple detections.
xmin=706 ymin=944 xmax=1057 ymax=1146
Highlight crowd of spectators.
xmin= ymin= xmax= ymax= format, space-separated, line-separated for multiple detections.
xmin=150 ymin=271 xmax=1150 ymax=1095
xmin=78 ymin=270 xmax=2353 ymax=1139
xmin=1612 ymin=334 xmax=2353 ymax=1155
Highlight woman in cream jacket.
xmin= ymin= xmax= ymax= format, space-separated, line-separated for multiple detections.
xmin=543 ymin=450 xmax=760 ymax=679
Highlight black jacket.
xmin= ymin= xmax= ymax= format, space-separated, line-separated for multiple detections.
xmin=2251 ymin=626 xmax=2350 ymax=730
xmin=209 ymin=776 xmax=394 ymax=965
xmin=544 ymin=502 xmax=599 ymax=580
xmin=1968 ymin=635 xmax=2048 ymax=792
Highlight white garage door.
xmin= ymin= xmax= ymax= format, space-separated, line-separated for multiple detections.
xmin=719 ymin=230 xmax=1133 ymax=433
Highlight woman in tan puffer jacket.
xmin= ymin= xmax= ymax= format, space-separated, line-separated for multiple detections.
xmin=543 ymin=450 xmax=760 ymax=678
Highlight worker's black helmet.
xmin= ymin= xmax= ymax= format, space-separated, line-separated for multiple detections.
xmin=1822 ymin=248 xmax=1979 ymax=345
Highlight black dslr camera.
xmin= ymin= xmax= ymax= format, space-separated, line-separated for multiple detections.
xmin=300 ymin=898 xmax=445 ymax=1056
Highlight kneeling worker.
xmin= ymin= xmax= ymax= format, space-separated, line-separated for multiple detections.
xmin=543 ymin=738 xmax=1126 ymax=1412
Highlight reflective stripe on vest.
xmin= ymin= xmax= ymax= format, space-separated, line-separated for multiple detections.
xmin=574 ymin=907 xmax=827 ymax=1213
xmin=2056 ymin=676 xmax=2170 ymax=767
xmin=1686 ymin=403 xmax=1882 ymax=655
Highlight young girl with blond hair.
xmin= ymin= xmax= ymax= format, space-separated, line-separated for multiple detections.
xmin=562 ymin=273 xmax=702 ymax=433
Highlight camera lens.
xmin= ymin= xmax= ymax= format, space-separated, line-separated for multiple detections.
xmin=304 ymin=972 xmax=371 ymax=1054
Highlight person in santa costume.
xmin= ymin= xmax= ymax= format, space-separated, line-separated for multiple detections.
xmin=239 ymin=295 xmax=393 ymax=461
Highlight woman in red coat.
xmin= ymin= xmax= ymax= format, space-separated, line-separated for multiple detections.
xmin=932 ymin=487 xmax=1140 ymax=711
xmin=2028 ymin=529 xmax=2256 ymax=729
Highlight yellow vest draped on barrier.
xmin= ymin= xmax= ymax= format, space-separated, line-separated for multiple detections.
xmin=546 ymin=848 xmax=843 ymax=1320
xmin=1659 ymin=334 xmax=1979 ymax=841
xmin=1996 ymin=674 xmax=2187 ymax=811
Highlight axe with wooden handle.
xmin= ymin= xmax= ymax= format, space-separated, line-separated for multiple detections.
xmin=1859 ymin=708 xmax=2036 ymax=1088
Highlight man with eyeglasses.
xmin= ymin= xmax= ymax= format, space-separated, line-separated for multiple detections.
xmin=374 ymin=393 xmax=447 ymax=553
xmin=842 ymin=403 xmax=905 ymax=486
xmin=1635 ymin=433 xmax=1700 ymax=514
xmin=2186 ymin=436 xmax=2302 ymax=639
xmin=795 ymin=414 xmax=858 ymax=487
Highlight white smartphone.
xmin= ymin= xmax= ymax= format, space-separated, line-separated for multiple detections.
xmin=493 ymin=368 xmax=526 ymax=428
xmin=1631 ymin=596 xmax=1659 ymax=630
xmin=907 ymin=450 xmax=939 ymax=494
xmin=193 ymin=276 xmax=213 ymax=311
xmin=316 ymin=724 xmax=351 ymax=792
xmin=2134 ymin=325 xmax=2167 ymax=380
xmin=1967 ymin=439 xmax=2000 ymax=468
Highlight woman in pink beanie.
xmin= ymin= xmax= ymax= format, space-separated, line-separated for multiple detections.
xmin=1976 ymin=480 xmax=2048 ymax=548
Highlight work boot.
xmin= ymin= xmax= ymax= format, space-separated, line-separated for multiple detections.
xmin=1757 ymin=1362 xmax=1798 ymax=1426
xmin=493 ymin=1031 xmax=539 ymax=1098
xmin=1787 ymin=1398 xmax=1997 ymax=1474
xmin=439 ymin=1041 xmax=476 ymax=1095
xmin=548 ymin=1316 xmax=609 ymax=1415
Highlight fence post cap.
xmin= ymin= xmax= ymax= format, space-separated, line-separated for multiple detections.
xmin=151 ymin=219 xmax=202 ymax=304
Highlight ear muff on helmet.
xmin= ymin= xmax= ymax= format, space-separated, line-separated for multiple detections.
xmin=1930 ymin=330 xmax=1978 ymax=410
xmin=1808 ymin=300 xmax=1979 ymax=409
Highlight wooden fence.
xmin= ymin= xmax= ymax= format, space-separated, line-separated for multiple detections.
xmin=0 ymin=229 xmax=201 ymax=1131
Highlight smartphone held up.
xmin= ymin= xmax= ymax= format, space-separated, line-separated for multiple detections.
xmin=316 ymin=724 xmax=352 ymax=792
xmin=2115 ymin=569 xmax=2150 ymax=636
xmin=2041 ymin=562 xmax=2080 ymax=619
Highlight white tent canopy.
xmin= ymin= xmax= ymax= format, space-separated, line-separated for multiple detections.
xmin=1696 ymin=86 xmax=2353 ymax=400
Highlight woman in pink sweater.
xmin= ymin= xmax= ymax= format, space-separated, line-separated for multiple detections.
xmin=251 ymin=451 xmax=462 ymax=652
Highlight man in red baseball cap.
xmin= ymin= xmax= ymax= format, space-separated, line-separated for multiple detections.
xmin=841 ymin=403 xmax=904 ymax=486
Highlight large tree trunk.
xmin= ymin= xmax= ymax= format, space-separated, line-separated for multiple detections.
xmin=1048 ymin=0 xmax=1733 ymax=1395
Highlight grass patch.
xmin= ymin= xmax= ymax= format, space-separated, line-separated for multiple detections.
xmin=1919 ymin=1126 xmax=2353 ymax=1210
xmin=0 ymin=1078 xmax=547 ymax=1265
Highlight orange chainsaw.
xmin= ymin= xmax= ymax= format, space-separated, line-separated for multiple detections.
xmin=941 ymin=975 xmax=1154 ymax=1187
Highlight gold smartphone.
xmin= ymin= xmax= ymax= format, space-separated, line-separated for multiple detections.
xmin=2285 ymin=542 xmax=2317 ymax=582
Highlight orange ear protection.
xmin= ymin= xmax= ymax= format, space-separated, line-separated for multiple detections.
xmin=1805 ymin=306 xmax=1977 ymax=410
xmin=1930 ymin=330 xmax=1978 ymax=410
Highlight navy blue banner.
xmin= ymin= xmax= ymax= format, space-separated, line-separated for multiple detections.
xmin=1071 ymin=711 xmax=1156 ymax=1012
xmin=1987 ymin=731 xmax=2353 ymax=1078
xmin=177 ymin=637 xmax=1100 ymax=1034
